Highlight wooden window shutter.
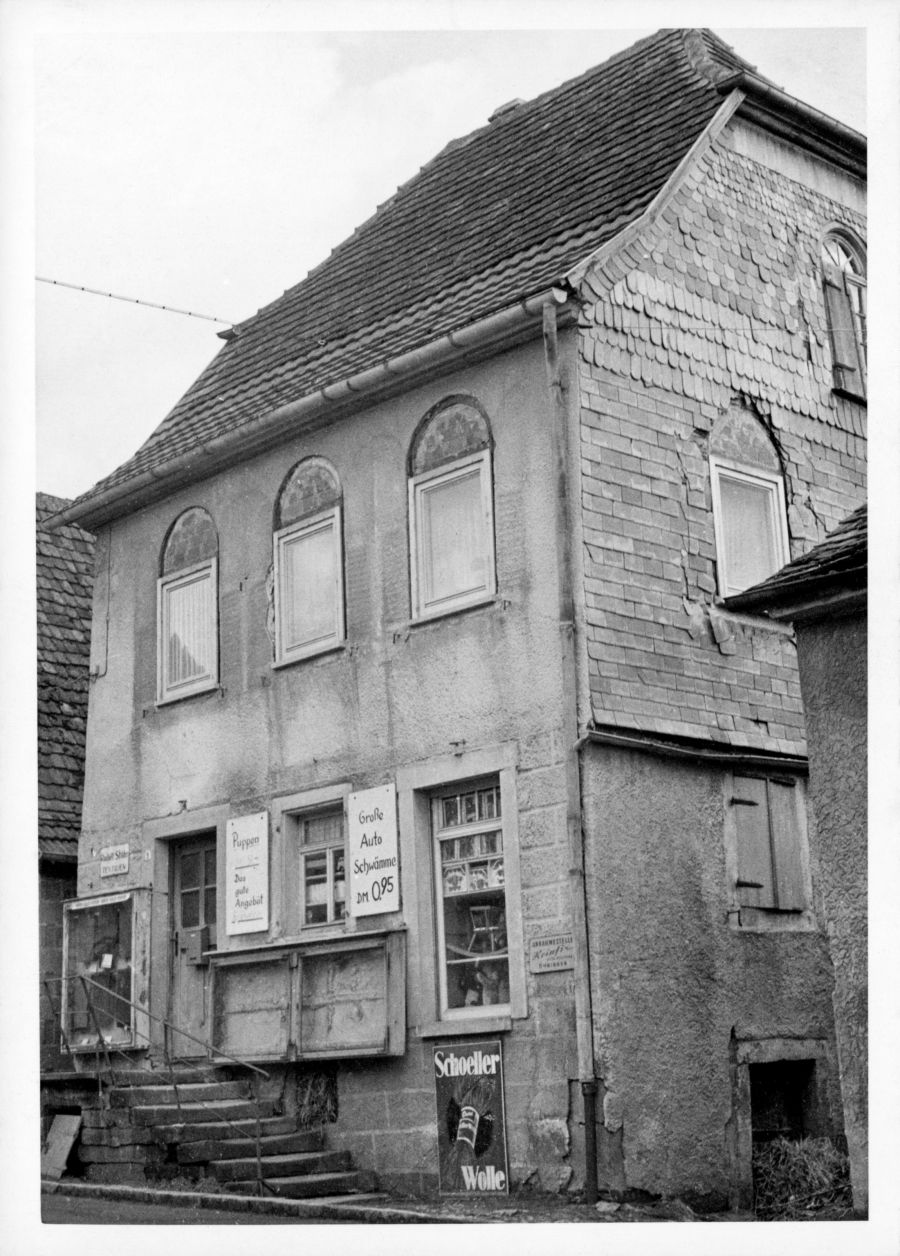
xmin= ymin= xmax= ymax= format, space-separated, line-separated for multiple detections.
xmin=732 ymin=776 xmax=775 ymax=908
xmin=767 ymin=779 xmax=806 ymax=911
xmin=823 ymin=262 xmax=862 ymax=393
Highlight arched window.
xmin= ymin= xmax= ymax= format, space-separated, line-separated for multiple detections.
xmin=157 ymin=507 xmax=219 ymax=702
xmin=709 ymin=405 xmax=790 ymax=598
xmin=408 ymin=397 xmax=496 ymax=619
xmin=273 ymin=457 xmax=344 ymax=664
xmin=822 ymin=231 xmax=866 ymax=398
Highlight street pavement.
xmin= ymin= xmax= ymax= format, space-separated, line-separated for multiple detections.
xmin=42 ymin=1192 xmax=351 ymax=1225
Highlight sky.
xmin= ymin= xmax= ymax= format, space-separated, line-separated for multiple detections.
xmin=18 ymin=8 xmax=875 ymax=501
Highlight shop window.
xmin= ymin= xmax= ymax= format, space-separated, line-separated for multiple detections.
xmin=273 ymin=458 xmax=344 ymax=665
xmin=298 ymin=807 xmax=347 ymax=927
xmin=822 ymin=232 xmax=866 ymax=399
xmin=408 ymin=397 xmax=496 ymax=620
xmin=432 ymin=780 xmax=509 ymax=1018
xmin=157 ymin=507 xmax=218 ymax=703
xmin=728 ymin=774 xmax=809 ymax=919
xmin=61 ymin=891 xmax=150 ymax=1050
xmin=710 ymin=405 xmax=789 ymax=597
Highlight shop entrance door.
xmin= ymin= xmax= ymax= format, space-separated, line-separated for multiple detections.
xmin=168 ymin=835 xmax=217 ymax=1057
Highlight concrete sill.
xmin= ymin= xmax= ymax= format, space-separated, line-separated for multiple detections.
xmin=417 ymin=1016 xmax=512 ymax=1039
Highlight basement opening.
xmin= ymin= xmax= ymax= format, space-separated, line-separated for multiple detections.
xmin=749 ymin=1059 xmax=821 ymax=1143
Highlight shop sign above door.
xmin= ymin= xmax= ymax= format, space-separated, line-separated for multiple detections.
xmin=99 ymin=843 xmax=129 ymax=878
xmin=225 ymin=811 xmax=268 ymax=935
xmin=347 ymin=784 xmax=399 ymax=916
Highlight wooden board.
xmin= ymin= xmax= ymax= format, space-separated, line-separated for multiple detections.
xmin=41 ymin=1114 xmax=82 ymax=1181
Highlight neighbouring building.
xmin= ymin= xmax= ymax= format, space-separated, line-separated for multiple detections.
xmin=726 ymin=504 xmax=867 ymax=1211
xmin=37 ymin=493 xmax=95 ymax=1073
xmin=47 ymin=29 xmax=866 ymax=1208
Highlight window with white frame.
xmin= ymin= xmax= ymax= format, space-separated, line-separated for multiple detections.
xmin=822 ymin=232 xmax=866 ymax=399
xmin=409 ymin=398 xmax=496 ymax=619
xmin=273 ymin=458 xmax=344 ymax=664
xmin=709 ymin=405 xmax=790 ymax=598
xmin=728 ymin=774 xmax=809 ymax=918
xmin=432 ymin=780 xmax=509 ymax=1017
xmin=298 ymin=807 xmax=347 ymax=927
xmin=157 ymin=508 xmax=219 ymax=703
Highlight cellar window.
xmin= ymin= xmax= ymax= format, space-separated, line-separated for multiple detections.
xmin=749 ymin=1059 xmax=821 ymax=1143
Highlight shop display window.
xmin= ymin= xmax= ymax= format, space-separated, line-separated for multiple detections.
xmin=433 ymin=781 xmax=510 ymax=1016
xmin=62 ymin=892 xmax=145 ymax=1050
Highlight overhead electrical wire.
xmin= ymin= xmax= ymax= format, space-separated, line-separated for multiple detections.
xmin=36 ymin=276 xmax=235 ymax=327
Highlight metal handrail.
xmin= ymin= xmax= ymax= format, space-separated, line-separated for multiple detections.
xmin=42 ymin=976 xmax=275 ymax=1195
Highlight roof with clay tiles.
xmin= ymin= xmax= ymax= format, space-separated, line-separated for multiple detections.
xmin=65 ymin=28 xmax=759 ymax=516
xmin=37 ymin=493 xmax=95 ymax=859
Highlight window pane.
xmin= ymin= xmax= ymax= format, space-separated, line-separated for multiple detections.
xmin=180 ymin=889 xmax=200 ymax=928
xmin=443 ymin=892 xmax=509 ymax=1010
xmin=421 ymin=468 xmax=486 ymax=605
xmin=304 ymin=850 xmax=328 ymax=925
xmin=720 ymin=476 xmax=778 ymax=593
xmin=302 ymin=810 xmax=343 ymax=847
xmin=204 ymin=887 xmax=217 ymax=925
xmin=281 ymin=522 xmax=337 ymax=651
xmin=166 ymin=573 xmax=212 ymax=687
xmin=180 ymin=852 xmax=201 ymax=889
xmin=333 ymin=848 xmax=346 ymax=919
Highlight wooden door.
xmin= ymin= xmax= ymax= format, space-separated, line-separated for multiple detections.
xmin=169 ymin=835 xmax=217 ymax=1057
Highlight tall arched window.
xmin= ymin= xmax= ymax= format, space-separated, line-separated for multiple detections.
xmin=709 ymin=405 xmax=790 ymax=598
xmin=822 ymin=231 xmax=866 ymax=398
xmin=273 ymin=457 xmax=344 ymax=665
xmin=408 ymin=397 xmax=496 ymax=619
xmin=157 ymin=507 xmax=219 ymax=702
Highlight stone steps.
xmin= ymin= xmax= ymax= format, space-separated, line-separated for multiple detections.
xmin=178 ymin=1128 xmax=323 ymax=1163
xmin=212 ymin=1149 xmax=351 ymax=1183
xmin=157 ymin=1115 xmax=301 ymax=1146
xmin=109 ymin=1080 xmax=249 ymax=1108
xmin=75 ymin=1066 xmax=381 ymax=1205
xmin=130 ymin=1097 xmax=280 ymax=1126
xmin=231 ymin=1170 xmax=377 ymax=1199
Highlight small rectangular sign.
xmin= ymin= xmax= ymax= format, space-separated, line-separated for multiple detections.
xmin=99 ymin=843 xmax=129 ymax=878
xmin=225 ymin=812 xmax=269 ymax=935
xmin=434 ymin=1041 xmax=508 ymax=1195
xmin=529 ymin=932 xmax=575 ymax=973
xmin=347 ymin=784 xmax=399 ymax=916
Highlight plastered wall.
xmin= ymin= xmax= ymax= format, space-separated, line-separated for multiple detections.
xmin=78 ymin=335 xmax=585 ymax=1191
xmin=796 ymin=610 xmax=867 ymax=1209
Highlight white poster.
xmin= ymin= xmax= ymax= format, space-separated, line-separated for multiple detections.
xmin=347 ymin=784 xmax=399 ymax=917
xmin=225 ymin=811 xmax=269 ymax=935
xmin=99 ymin=843 xmax=129 ymax=878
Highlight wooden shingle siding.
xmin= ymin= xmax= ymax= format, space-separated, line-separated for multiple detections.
xmin=577 ymin=132 xmax=865 ymax=755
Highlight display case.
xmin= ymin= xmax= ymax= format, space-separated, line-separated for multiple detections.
xmin=61 ymin=890 xmax=151 ymax=1052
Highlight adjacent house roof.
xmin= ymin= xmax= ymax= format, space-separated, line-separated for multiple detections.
xmin=59 ymin=28 xmax=765 ymax=526
xmin=725 ymin=504 xmax=867 ymax=619
xmin=37 ymin=493 xmax=95 ymax=860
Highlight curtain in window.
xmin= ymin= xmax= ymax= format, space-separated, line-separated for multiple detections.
xmin=422 ymin=469 xmax=485 ymax=605
xmin=720 ymin=476 xmax=777 ymax=595
xmin=281 ymin=521 xmax=338 ymax=651
xmin=166 ymin=572 xmax=213 ymax=686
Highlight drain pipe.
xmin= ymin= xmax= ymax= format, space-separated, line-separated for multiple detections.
xmin=542 ymin=296 xmax=598 ymax=1203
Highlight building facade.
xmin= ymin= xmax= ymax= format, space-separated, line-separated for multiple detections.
xmin=50 ymin=30 xmax=866 ymax=1207
xmin=727 ymin=506 xmax=867 ymax=1211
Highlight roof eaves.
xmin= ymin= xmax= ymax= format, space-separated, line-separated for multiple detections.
xmin=717 ymin=70 xmax=866 ymax=178
xmin=48 ymin=286 xmax=575 ymax=532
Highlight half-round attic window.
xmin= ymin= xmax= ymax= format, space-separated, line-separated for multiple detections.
xmin=409 ymin=397 xmax=491 ymax=477
xmin=161 ymin=507 xmax=218 ymax=575
xmin=709 ymin=406 xmax=781 ymax=473
xmin=275 ymin=457 xmax=342 ymax=531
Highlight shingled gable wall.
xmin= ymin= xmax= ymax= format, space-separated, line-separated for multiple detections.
xmin=573 ymin=119 xmax=865 ymax=1204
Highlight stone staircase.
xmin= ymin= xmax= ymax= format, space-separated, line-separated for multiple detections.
xmin=78 ymin=1067 xmax=379 ymax=1201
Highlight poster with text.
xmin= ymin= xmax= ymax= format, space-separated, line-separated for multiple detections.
xmin=347 ymin=784 xmax=399 ymax=916
xmin=225 ymin=811 xmax=269 ymax=935
xmin=434 ymin=1040 xmax=509 ymax=1195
